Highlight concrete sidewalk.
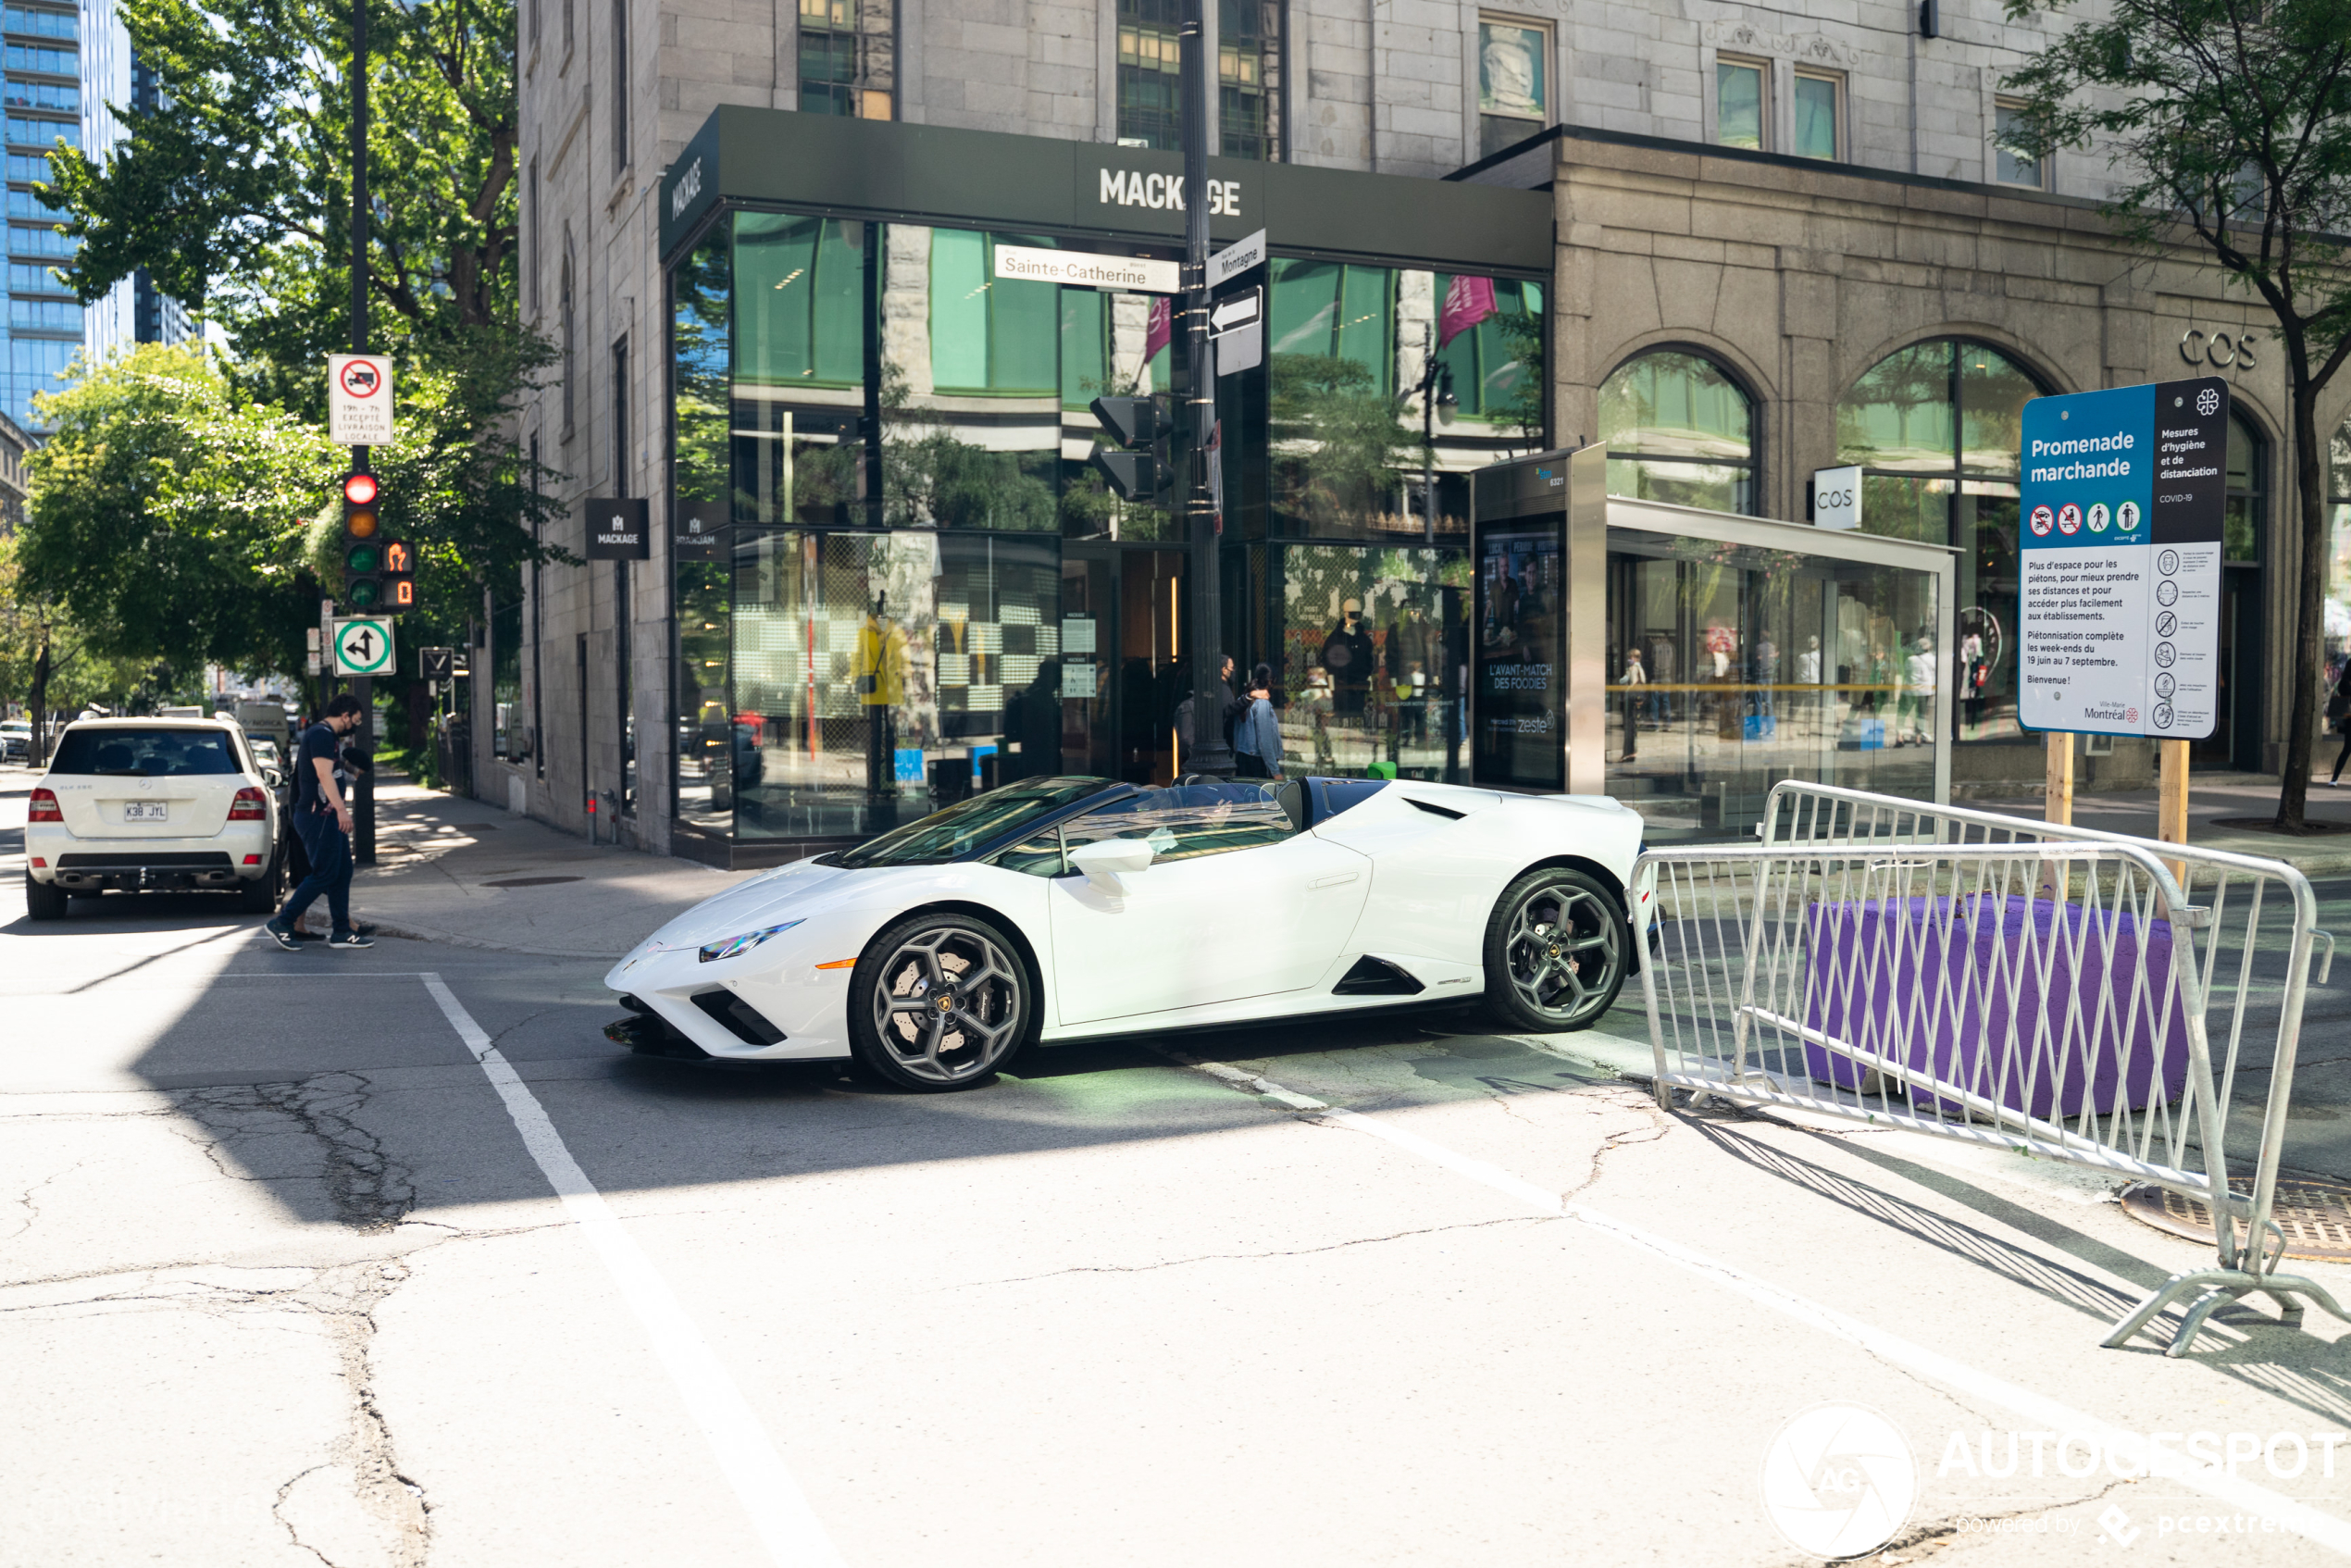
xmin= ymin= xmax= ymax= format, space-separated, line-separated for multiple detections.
xmin=1972 ymin=770 xmax=2351 ymax=878
xmin=347 ymin=777 xmax=754 ymax=959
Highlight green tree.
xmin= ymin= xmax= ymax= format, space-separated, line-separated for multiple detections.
xmin=2004 ymin=0 xmax=2351 ymax=827
xmin=22 ymin=345 xmax=341 ymax=677
xmin=46 ymin=0 xmax=520 ymax=397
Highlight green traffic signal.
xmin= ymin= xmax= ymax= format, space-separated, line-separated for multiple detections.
xmin=346 ymin=579 xmax=382 ymax=609
xmin=346 ymin=542 xmax=381 ymax=575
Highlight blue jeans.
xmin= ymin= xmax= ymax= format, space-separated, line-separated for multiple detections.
xmin=277 ymin=811 xmax=352 ymax=936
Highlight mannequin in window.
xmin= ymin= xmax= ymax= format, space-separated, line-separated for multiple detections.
xmin=852 ymin=593 xmax=907 ymax=806
xmin=1321 ymin=598 xmax=1375 ymax=719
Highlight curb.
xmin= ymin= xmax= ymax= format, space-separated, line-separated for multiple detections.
xmin=361 ymin=917 xmax=628 ymax=962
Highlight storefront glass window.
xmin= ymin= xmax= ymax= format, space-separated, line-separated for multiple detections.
xmin=1249 ymin=542 xmax=1471 ymax=780
xmin=1433 ymin=275 xmax=1543 ymax=430
xmin=673 ymin=225 xmax=734 ymax=839
xmin=2331 ymin=421 xmax=2351 ymax=669
xmin=1599 ymin=350 xmax=1756 ymax=515
xmin=1836 ymin=338 xmax=2048 ymax=745
xmin=1606 ymin=531 xmax=1939 ymax=841
xmin=724 ymin=529 xmax=1063 ymax=842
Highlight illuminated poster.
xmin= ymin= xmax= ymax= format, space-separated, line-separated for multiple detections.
xmin=1474 ymin=523 xmax=1564 ymax=790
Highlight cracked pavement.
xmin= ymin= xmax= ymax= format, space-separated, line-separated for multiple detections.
xmin=6 ymin=781 xmax=2351 ymax=1563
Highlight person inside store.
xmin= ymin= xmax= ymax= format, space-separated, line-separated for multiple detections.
xmin=1235 ymin=664 xmax=1283 ymax=778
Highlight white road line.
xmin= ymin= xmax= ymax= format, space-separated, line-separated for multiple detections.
xmin=1202 ymin=1065 xmax=2351 ymax=1552
xmin=420 ymin=973 xmax=846 ymax=1568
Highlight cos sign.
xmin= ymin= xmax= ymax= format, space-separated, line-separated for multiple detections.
xmin=2180 ymin=328 xmax=2259 ymax=370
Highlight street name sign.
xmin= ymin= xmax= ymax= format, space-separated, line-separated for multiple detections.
xmin=328 ymin=355 xmax=394 ymax=445
xmin=2019 ymin=376 xmax=2228 ymax=739
xmin=1208 ymin=228 xmax=1268 ymax=288
xmin=332 ymin=616 xmax=395 ymax=677
xmin=990 ymin=244 xmax=1179 ymax=293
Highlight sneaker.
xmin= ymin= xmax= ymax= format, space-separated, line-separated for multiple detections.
xmin=323 ymin=931 xmax=376 ymax=950
xmin=264 ymin=920 xmax=304 ymax=952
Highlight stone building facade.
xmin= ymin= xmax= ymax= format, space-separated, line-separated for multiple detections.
xmin=493 ymin=0 xmax=2333 ymax=852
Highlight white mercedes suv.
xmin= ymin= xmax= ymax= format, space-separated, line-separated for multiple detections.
xmin=24 ymin=717 xmax=283 ymax=920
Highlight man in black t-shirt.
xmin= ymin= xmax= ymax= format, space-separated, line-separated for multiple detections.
xmin=265 ymin=694 xmax=374 ymax=951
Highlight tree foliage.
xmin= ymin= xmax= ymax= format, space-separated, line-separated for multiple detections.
xmin=46 ymin=0 xmax=521 ymax=399
xmin=2003 ymin=0 xmax=2351 ymax=824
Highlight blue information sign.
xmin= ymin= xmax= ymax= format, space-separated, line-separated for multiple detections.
xmin=2018 ymin=376 xmax=2228 ymax=740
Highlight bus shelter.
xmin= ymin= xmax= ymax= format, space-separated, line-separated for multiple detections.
xmin=1474 ymin=446 xmax=1958 ymax=840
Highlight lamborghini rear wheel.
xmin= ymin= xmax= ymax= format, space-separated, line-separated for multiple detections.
xmin=1482 ymin=867 xmax=1627 ymax=1033
xmin=848 ymin=911 xmax=1035 ymax=1091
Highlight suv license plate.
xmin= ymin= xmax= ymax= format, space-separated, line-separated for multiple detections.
xmin=122 ymin=803 xmax=168 ymax=823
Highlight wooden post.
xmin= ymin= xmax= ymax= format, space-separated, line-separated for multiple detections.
xmin=2045 ymin=730 xmax=2074 ymax=827
xmin=2040 ymin=730 xmax=2074 ymax=904
xmin=2158 ymin=737 xmax=2190 ymax=885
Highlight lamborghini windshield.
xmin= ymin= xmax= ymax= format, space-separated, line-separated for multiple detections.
xmin=832 ymin=778 xmax=1116 ymax=867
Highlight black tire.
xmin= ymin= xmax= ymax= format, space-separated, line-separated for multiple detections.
xmin=23 ymin=870 xmax=67 ymax=922
xmin=236 ymin=871 xmax=279 ymax=914
xmin=847 ymin=911 xmax=1035 ymax=1091
xmin=1482 ymin=866 xmax=1628 ymax=1033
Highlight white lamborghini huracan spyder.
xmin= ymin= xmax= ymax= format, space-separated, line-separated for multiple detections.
xmin=604 ymin=775 xmax=1644 ymax=1090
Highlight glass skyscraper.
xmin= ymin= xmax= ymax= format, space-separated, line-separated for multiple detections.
xmin=0 ymin=2 xmax=188 ymax=429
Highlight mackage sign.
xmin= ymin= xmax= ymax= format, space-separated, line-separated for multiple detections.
xmin=656 ymin=107 xmax=1547 ymax=276
xmin=1094 ymin=167 xmax=1242 ymax=218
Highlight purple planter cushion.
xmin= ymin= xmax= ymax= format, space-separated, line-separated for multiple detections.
xmin=1800 ymin=894 xmax=2193 ymax=1120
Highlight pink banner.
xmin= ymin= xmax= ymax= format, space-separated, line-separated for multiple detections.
xmin=1145 ymin=296 xmax=1173 ymax=361
xmin=1438 ymin=275 xmax=1499 ymax=348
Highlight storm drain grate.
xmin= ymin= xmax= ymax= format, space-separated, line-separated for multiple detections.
xmin=2121 ymin=1176 xmax=2351 ymax=1261
xmin=483 ymin=876 xmax=584 ymax=889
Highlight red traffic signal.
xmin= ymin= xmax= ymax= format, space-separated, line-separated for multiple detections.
xmin=343 ymin=472 xmax=379 ymax=505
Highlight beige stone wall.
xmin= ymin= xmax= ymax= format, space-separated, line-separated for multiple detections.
xmin=1550 ymin=136 xmax=2347 ymax=787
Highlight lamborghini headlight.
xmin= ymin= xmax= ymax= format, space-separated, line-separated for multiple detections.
xmin=698 ymin=919 xmax=805 ymax=963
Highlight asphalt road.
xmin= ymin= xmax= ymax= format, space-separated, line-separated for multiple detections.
xmin=7 ymin=788 xmax=2351 ymax=1564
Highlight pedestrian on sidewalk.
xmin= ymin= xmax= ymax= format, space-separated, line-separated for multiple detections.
xmin=1234 ymin=663 xmax=1283 ymax=778
xmin=2328 ymin=660 xmax=2351 ymax=786
xmin=265 ymin=695 xmax=373 ymax=951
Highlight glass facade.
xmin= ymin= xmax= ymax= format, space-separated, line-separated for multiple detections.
xmin=1837 ymin=339 xmax=2043 ymax=746
xmin=672 ymin=205 xmax=1541 ymax=849
xmin=1606 ymin=529 xmax=1941 ymax=840
xmin=1600 ymin=350 xmax=1756 ymax=515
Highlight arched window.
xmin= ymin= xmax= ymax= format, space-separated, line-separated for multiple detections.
xmin=1598 ymin=349 xmax=1756 ymax=515
xmin=1835 ymin=339 xmax=2047 ymax=743
xmin=2225 ymin=412 xmax=2263 ymax=564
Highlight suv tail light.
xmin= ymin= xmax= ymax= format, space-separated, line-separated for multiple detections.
xmin=229 ymin=786 xmax=268 ymax=820
xmin=28 ymin=787 xmax=60 ymax=823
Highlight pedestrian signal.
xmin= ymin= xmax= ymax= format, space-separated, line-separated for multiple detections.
xmin=1088 ymin=394 xmax=1177 ymax=507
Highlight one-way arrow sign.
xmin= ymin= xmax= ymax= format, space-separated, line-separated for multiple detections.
xmin=1212 ymin=284 xmax=1263 ymax=377
xmin=1211 ymin=292 xmax=1262 ymax=332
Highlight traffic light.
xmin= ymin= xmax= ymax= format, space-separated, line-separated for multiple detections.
xmin=1088 ymin=394 xmax=1176 ymax=507
xmin=381 ymin=536 xmax=417 ymax=613
xmin=341 ymin=471 xmax=384 ymax=609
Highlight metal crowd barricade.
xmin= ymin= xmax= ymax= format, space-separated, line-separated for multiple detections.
xmin=1632 ymin=780 xmax=2342 ymax=1355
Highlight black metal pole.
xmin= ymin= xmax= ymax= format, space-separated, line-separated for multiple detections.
xmin=1180 ymin=0 xmax=1232 ymax=778
xmin=349 ymin=0 xmax=375 ymax=865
